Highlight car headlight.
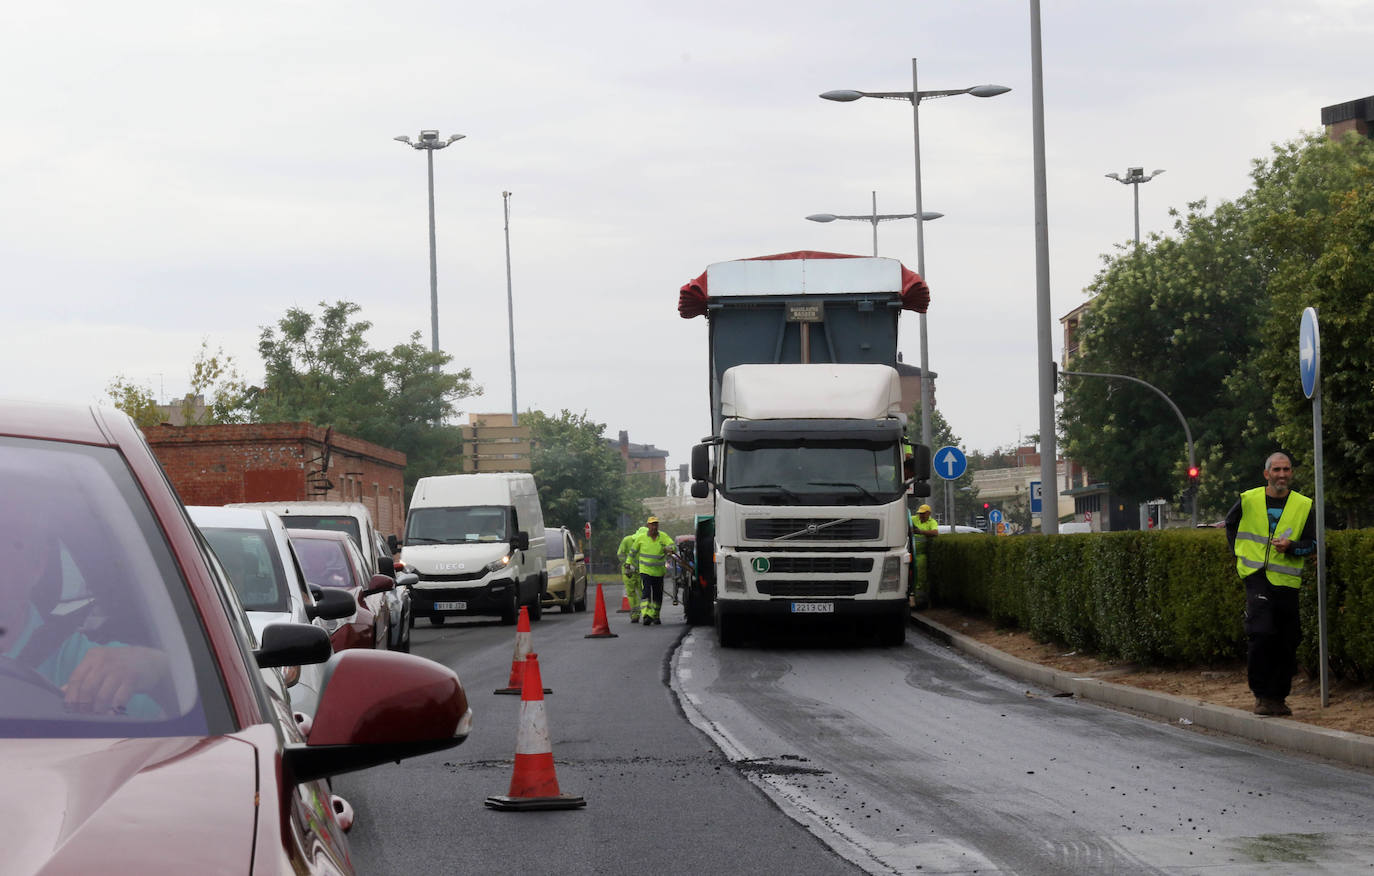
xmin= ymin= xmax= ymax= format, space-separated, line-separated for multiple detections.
xmin=879 ymin=556 xmax=902 ymax=592
xmin=485 ymin=555 xmax=512 ymax=575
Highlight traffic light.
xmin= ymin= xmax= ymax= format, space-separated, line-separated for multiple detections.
xmin=578 ymin=497 xmax=597 ymax=521
xmin=982 ymin=502 xmax=990 ymax=511
xmin=1187 ymin=465 xmax=1200 ymax=488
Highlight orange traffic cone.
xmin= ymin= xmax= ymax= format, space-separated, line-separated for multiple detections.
xmin=584 ymin=583 xmax=618 ymax=638
xmin=617 ymin=594 xmax=631 ymax=613
xmin=495 ymin=606 xmax=552 ymax=695
xmin=484 ymin=653 xmax=586 ymax=811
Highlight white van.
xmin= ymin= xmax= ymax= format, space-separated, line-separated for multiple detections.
xmin=402 ymin=473 xmax=547 ymax=625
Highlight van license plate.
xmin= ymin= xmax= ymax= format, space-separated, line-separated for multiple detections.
xmin=434 ymin=601 xmax=466 ymax=611
xmin=791 ymin=602 xmax=834 ymax=614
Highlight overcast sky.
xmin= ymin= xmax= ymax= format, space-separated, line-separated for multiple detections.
xmin=3 ymin=0 xmax=1368 ymax=476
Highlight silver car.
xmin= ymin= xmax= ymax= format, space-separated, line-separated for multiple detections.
xmin=189 ymin=505 xmax=354 ymax=717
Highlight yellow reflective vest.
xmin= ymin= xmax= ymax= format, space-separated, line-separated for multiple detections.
xmin=1234 ymin=487 xmax=1312 ymax=588
xmin=910 ymin=514 xmax=938 ymax=556
xmin=629 ymin=530 xmax=675 ymax=577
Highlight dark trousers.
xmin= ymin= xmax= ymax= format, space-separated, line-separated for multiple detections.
xmin=1245 ymin=575 xmax=1301 ymax=700
xmin=641 ymin=574 xmax=664 ymax=609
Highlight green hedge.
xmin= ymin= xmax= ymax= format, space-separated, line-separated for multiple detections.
xmin=929 ymin=530 xmax=1374 ymax=680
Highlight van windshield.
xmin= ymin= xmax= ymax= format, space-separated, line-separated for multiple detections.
xmin=406 ymin=506 xmax=509 ymax=544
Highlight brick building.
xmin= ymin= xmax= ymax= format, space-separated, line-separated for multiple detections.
xmin=145 ymin=422 xmax=407 ymax=534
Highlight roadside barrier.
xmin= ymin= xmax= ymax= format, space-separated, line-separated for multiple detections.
xmin=484 ymin=653 xmax=586 ymax=811
xmin=584 ymin=583 xmax=618 ymax=639
xmin=495 ymin=606 xmax=551 ymax=695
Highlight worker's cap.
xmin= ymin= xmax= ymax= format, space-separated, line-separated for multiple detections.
xmin=918 ymin=504 xmax=932 ymax=513
xmin=646 ymin=516 xmax=659 ymax=524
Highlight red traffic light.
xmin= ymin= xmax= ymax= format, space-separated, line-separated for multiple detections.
xmin=1187 ymin=465 xmax=1200 ymax=479
xmin=982 ymin=502 xmax=990 ymax=510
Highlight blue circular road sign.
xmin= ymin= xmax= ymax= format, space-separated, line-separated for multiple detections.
xmin=1300 ymin=307 xmax=1320 ymax=400
xmin=988 ymin=509 xmax=1004 ymax=525
xmin=933 ymin=445 xmax=968 ymax=481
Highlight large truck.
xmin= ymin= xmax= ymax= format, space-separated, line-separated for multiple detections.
xmin=678 ymin=251 xmax=932 ymax=646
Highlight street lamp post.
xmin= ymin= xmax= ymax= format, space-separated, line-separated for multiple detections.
xmin=821 ymin=62 xmax=1010 ymax=459
xmin=1105 ymin=167 xmax=1165 ymax=246
xmin=502 ymin=191 xmax=518 ymax=426
xmin=394 ymin=129 xmax=466 ymax=361
xmin=806 ymin=191 xmax=943 ymax=256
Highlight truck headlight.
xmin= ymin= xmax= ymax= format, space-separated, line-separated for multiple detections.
xmin=723 ymin=555 xmax=745 ymax=593
xmin=878 ymin=556 xmax=902 ymax=593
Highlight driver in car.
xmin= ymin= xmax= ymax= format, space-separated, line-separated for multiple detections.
xmin=0 ymin=502 xmax=170 ymax=716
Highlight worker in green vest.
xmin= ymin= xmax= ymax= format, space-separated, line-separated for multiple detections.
xmin=909 ymin=503 xmax=939 ymax=607
xmin=628 ymin=516 xmax=676 ymax=625
xmin=617 ymin=527 xmax=646 ymax=622
xmin=1225 ymin=451 xmax=1315 ymax=717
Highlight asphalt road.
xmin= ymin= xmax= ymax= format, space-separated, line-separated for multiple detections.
xmin=334 ymin=587 xmax=860 ymax=876
xmin=676 ymin=623 xmax=1374 ymax=875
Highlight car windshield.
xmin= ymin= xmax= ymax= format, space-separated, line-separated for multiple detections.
xmin=280 ymin=514 xmax=362 ymax=547
xmin=291 ymin=537 xmax=359 ymax=590
xmin=544 ymin=530 xmax=565 ymax=560
xmin=0 ymin=437 xmax=219 ymax=738
xmin=201 ymin=527 xmax=291 ymax=612
xmin=721 ymin=441 xmax=903 ymax=506
xmin=405 ymin=506 xmax=509 ymax=544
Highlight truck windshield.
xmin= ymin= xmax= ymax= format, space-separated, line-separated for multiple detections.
xmin=405 ymin=506 xmax=509 ymax=544
xmin=721 ymin=441 xmax=902 ymax=505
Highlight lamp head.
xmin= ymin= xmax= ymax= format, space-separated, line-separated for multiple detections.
xmin=968 ymin=85 xmax=1012 ymax=98
xmin=420 ymin=130 xmax=440 ymax=142
xmin=820 ymin=90 xmax=864 ymax=102
xmin=806 ymin=214 xmax=838 ymax=223
xmin=393 ymin=135 xmax=413 ymax=144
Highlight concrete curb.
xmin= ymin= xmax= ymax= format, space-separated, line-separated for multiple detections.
xmin=911 ymin=611 xmax=1374 ymax=770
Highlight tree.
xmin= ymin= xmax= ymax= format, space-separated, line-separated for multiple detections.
xmin=521 ymin=409 xmax=641 ymax=561
xmin=183 ymin=340 xmax=252 ymax=425
xmin=245 ymin=301 xmax=481 ymax=493
xmin=105 ymin=377 xmax=162 ymax=428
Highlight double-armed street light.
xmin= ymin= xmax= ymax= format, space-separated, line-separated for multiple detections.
xmin=806 ymin=191 xmax=943 ymax=257
xmin=394 ymin=130 xmax=466 ymax=361
xmin=1105 ymin=166 xmax=1165 ymax=246
xmin=821 ymin=62 xmax=1010 ymax=457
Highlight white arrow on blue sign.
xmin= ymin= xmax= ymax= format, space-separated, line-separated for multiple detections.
xmin=1300 ymin=306 xmax=1320 ymax=400
xmin=988 ymin=509 xmax=1004 ymax=525
xmin=934 ymin=445 xmax=967 ymax=481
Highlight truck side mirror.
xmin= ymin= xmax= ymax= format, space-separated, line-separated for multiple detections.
xmin=909 ymin=443 xmax=932 ymax=481
xmin=690 ymin=481 xmax=710 ymax=499
xmin=690 ymin=443 xmax=711 ymax=483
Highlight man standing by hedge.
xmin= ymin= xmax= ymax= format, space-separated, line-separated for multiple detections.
xmin=1225 ymin=451 xmax=1316 ymax=717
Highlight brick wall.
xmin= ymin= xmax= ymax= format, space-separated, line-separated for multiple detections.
xmin=145 ymin=422 xmax=407 ymax=534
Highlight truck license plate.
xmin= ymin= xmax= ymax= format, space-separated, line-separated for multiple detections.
xmin=791 ymin=602 xmax=834 ymax=614
xmin=434 ymin=601 xmax=466 ymax=611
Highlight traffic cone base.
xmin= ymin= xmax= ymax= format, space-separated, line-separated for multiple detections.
xmin=486 ymin=654 xmax=585 ymax=812
xmin=584 ymin=582 xmax=618 ymax=638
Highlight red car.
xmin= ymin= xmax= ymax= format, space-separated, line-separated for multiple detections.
xmin=0 ymin=400 xmax=472 ymax=873
xmin=289 ymin=528 xmax=395 ymax=653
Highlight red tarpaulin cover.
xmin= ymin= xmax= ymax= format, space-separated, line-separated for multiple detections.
xmin=677 ymin=251 xmax=930 ymax=319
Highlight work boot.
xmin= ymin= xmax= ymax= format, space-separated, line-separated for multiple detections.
xmin=653 ymin=616 xmax=662 ymax=625
xmin=630 ymin=614 xmax=640 ymax=624
xmin=1274 ymin=699 xmax=1292 ymax=716
xmin=1254 ymin=697 xmax=1279 ymax=716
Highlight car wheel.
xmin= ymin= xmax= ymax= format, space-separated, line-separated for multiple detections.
xmin=398 ymin=610 xmax=412 ymax=652
xmin=574 ymin=580 xmax=587 ymax=612
xmin=561 ymin=584 xmax=577 ymax=613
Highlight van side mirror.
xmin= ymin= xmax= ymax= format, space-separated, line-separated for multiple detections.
xmin=512 ymin=531 xmax=530 ymax=552
xmin=690 ymin=443 xmax=711 ymax=483
xmin=387 ymin=534 xmax=400 ymax=554
xmin=378 ymin=555 xmax=396 ymax=577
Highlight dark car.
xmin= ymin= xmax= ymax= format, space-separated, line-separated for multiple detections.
xmin=0 ymin=400 xmax=471 ymax=873
xmin=288 ymin=528 xmax=395 ymax=653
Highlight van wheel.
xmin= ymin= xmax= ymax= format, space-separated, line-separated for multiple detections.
xmin=527 ymin=591 xmax=543 ymax=622
xmin=500 ymin=591 xmax=518 ymax=625
xmin=430 ymin=615 xmax=446 ymax=626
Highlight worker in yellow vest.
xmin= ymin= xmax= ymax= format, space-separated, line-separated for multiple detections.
xmin=617 ymin=527 xmax=646 ymax=622
xmin=909 ymin=503 xmax=939 ymax=607
xmin=628 ymin=516 xmax=676 ymax=625
xmin=1225 ymin=451 xmax=1315 ymax=717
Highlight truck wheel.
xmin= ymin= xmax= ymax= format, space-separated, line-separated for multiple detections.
xmin=879 ymin=613 xmax=907 ymax=647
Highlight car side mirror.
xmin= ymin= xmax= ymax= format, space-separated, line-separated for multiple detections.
xmin=387 ymin=534 xmax=401 ymax=553
xmin=395 ymin=571 xmax=419 ymax=588
xmin=306 ymin=587 xmax=358 ymax=622
xmin=255 ymin=622 xmax=332 ymax=669
xmin=363 ymin=574 xmax=395 ymax=597
xmin=512 ymin=531 xmax=530 ymax=552
xmin=284 ymin=650 xmax=473 ymax=782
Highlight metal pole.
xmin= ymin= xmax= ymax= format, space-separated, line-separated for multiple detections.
xmin=426 ymin=147 xmax=440 ymax=359
xmin=870 ymin=191 xmax=878 ymax=256
xmin=911 ymin=59 xmax=933 ymax=461
xmin=503 ymin=191 xmax=518 ymax=427
xmin=1133 ymin=181 xmax=1141 ymax=247
xmin=1031 ymin=1 xmax=1058 ymax=534
xmin=1314 ymin=377 xmax=1328 ymax=707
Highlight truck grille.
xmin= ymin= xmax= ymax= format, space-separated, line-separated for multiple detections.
xmin=744 ymin=518 xmax=881 ymax=541
xmin=764 ymin=556 xmax=874 ymax=574
xmin=756 ymin=580 xmax=869 ymax=597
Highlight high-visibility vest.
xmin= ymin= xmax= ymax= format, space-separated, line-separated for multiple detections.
xmin=1234 ymin=487 xmax=1312 ymax=588
xmin=630 ymin=531 xmax=675 ymax=576
xmin=911 ymin=515 xmax=938 ymax=555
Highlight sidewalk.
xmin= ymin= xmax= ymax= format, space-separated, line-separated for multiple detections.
xmin=910 ymin=611 xmax=1374 ymax=771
